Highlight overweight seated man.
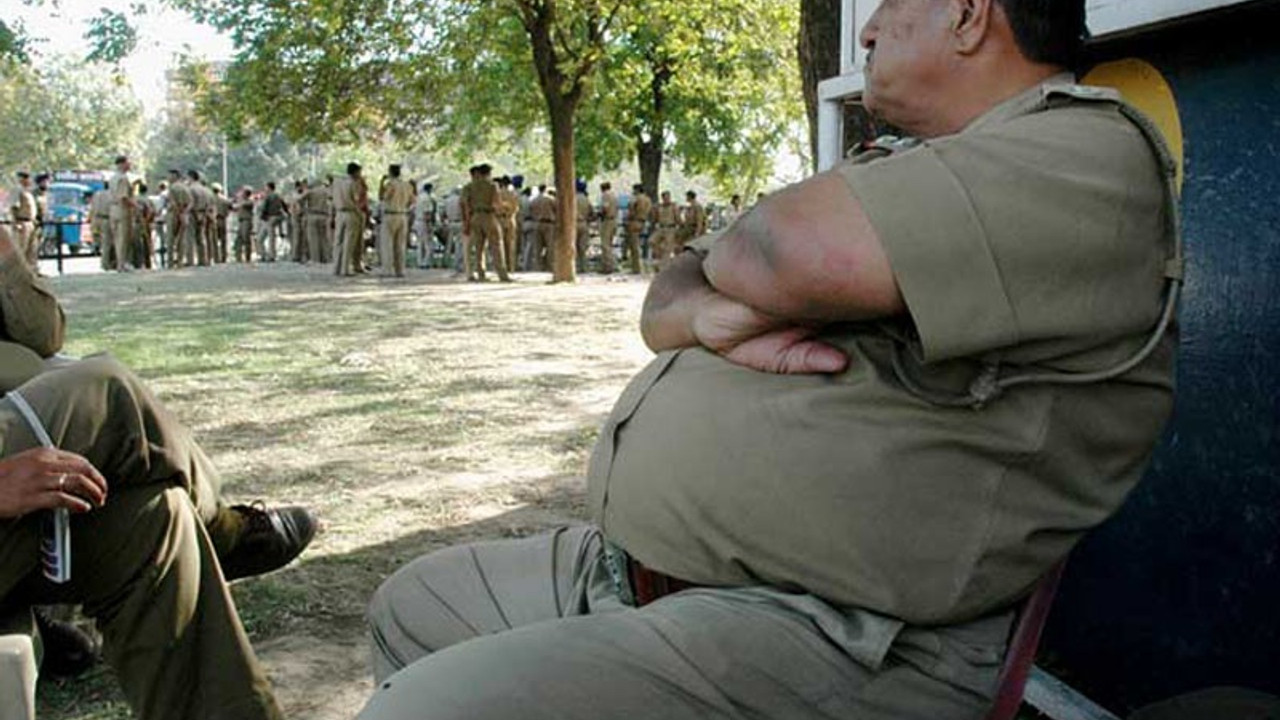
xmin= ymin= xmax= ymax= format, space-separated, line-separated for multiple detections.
xmin=361 ymin=1 xmax=1180 ymax=718
xmin=0 ymin=224 xmax=316 ymax=719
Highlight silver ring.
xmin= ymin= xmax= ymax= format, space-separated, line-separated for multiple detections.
xmin=57 ymin=474 xmax=66 ymax=491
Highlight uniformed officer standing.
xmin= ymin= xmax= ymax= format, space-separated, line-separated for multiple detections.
xmin=134 ymin=182 xmax=156 ymax=270
xmin=678 ymin=190 xmax=707 ymax=252
xmin=288 ymin=180 xmax=308 ymax=263
xmin=32 ymin=173 xmax=50 ymax=264
xmin=9 ymin=172 xmax=37 ymax=267
xmin=650 ymin=190 xmax=680 ymax=268
xmin=184 ymin=171 xmax=212 ymax=267
xmin=413 ymin=183 xmax=438 ymax=269
xmin=108 ymin=156 xmax=137 ymax=272
xmin=164 ymin=170 xmax=190 ymax=268
xmin=379 ymin=165 xmax=415 ymax=278
xmin=574 ymin=181 xmax=591 ymax=274
xmin=517 ymin=183 xmax=535 ymax=271
xmin=460 ymin=164 xmax=510 ymax=283
xmin=213 ymin=184 xmax=233 ymax=264
xmin=623 ymin=184 xmax=652 ymax=275
xmin=332 ymin=163 xmax=369 ymax=277
xmin=233 ymin=187 xmax=255 ymax=264
xmin=302 ymin=179 xmax=332 ymax=265
xmin=258 ymin=182 xmax=287 ymax=263
xmin=528 ymin=187 xmax=557 ymax=272
xmin=496 ymin=177 xmax=521 ymax=275
xmin=90 ymin=189 xmax=115 ymax=271
xmin=598 ymin=182 xmax=619 ymax=274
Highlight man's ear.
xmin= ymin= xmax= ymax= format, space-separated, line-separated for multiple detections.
xmin=951 ymin=0 xmax=993 ymax=55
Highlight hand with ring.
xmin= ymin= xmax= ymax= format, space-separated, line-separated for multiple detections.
xmin=0 ymin=447 xmax=109 ymax=519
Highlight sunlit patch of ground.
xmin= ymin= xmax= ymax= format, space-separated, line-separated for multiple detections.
xmin=37 ymin=263 xmax=654 ymax=720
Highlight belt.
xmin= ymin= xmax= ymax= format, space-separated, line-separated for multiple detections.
xmin=603 ymin=542 xmax=702 ymax=607
xmin=383 ymin=210 xmax=411 ymax=215
xmin=12 ymin=217 xmax=32 ymax=222
xmin=537 ymin=219 xmax=556 ymax=224
xmin=659 ymin=223 xmax=677 ymax=229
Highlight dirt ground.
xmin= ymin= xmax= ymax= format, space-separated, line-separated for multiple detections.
xmin=36 ymin=263 xmax=655 ymax=720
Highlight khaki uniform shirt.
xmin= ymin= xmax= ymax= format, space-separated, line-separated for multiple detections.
xmin=10 ymin=187 xmax=35 ymax=222
xmin=331 ymin=177 xmax=364 ymax=213
xmin=575 ymin=193 xmax=591 ymax=224
xmin=627 ymin=193 xmax=653 ymax=228
xmin=589 ymin=79 xmax=1178 ymax=626
xmin=108 ymin=171 xmax=134 ymax=220
xmin=166 ymin=183 xmax=191 ymax=218
xmin=653 ymin=200 xmax=679 ymax=227
xmin=530 ymin=195 xmax=556 ymax=223
xmin=303 ymin=186 xmax=332 ymax=216
xmin=461 ymin=178 xmax=498 ymax=217
xmin=496 ymin=188 xmax=520 ymax=220
xmin=600 ymin=191 xmax=619 ymax=221
xmin=381 ymin=178 xmax=415 ymax=214
xmin=188 ymin=183 xmax=209 ymax=214
xmin=681 ymin=200 xmax=707 ymax=237
xmin=0 ymin=245 xmax=65 ymax=390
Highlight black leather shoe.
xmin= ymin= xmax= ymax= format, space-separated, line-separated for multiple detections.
xmin=34 ymin=608 xmax=99 ymax=679
xmin=219 ymin=504 xmax=317 ymax=582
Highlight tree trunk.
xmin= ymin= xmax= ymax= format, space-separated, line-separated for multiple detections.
xmin=798 ymin=0 xmax=842 ymax=171
xmin=637 ymin=136 xmax=662 ymax=201
xmin=549 ymin=99 xmax=578 ymax=283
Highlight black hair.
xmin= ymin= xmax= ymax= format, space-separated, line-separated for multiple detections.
xmin=996 ymin=0 xmax=1087 ymax=68
xmin=267 ymin=181 xmax=276 ymax=191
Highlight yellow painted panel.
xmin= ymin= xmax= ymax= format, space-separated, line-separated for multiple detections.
xmin=1084 ymin=59 xmax=1186 ymax=192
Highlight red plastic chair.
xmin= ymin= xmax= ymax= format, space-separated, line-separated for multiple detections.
xmin=984 ymin=560 xmax=1069 ymax=720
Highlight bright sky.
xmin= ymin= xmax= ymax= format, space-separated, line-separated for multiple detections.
xmin=13 ymin=0 xmax=234 ymax=118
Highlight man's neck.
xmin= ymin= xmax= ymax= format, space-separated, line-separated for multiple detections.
xmin=916 ymin=61 xmax=1064 ymax=139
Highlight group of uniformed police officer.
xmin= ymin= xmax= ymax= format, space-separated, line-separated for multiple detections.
xmin=10 ymin=156 xmax=750 ymax=278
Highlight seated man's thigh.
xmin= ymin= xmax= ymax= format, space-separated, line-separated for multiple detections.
xmin=368 ymin=526 xmax=614 ymax=680
xmin=360 ymin=590 xmax=994 ymax=720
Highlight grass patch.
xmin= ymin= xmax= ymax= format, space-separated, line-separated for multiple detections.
xmin=36 ymin=265 xmax=654 ymax=719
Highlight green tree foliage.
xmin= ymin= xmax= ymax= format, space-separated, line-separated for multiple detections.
xmin=83 ymin=8 xmax=140 ymax=66
xmin=579 ymin=0 xmax=801 ymax=199
xmin=0 ymin=56 xmax=144 ymax=179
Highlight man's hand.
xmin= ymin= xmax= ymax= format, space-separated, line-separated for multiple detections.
xmin=0 ymin=448 xmax=109 ymax=519
xmin=641 ymin=252 xmax=848 ymax=375
xmin=692 ymin=293 xmax=849 ymax=375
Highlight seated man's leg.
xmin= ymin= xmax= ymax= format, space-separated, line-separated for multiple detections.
xmin=367 ymin=525 xmax=616 ymax=683
xmin=4 ymin=354 xmax=314 ymax=577
xmin=362 ymin=575 xmax=1008 ymax=720
xmin=7 ymin=485 xmax=283 ymax=720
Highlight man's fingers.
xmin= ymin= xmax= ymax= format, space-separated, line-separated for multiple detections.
xmin=44 ymin=451 xmax=108 ymax=495
xmin=723 ymin=329 xmax=849 ymax=375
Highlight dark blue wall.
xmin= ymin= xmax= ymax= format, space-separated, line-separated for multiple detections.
xmin=1043 ymin=2 xmax=1280 ymax=711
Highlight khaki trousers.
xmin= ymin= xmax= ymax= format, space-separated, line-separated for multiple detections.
xmin=235 ymin=219 xmax=254 ymax=263
xmin=532 ymin=222 xmax=556 ymax=272
xmin=651 ymin=226 xmax=677 ymax=265
xmin=381 ymin=215 xmax=409 ymax=277
xmin=501 ymin=215 xmax=519 ymax=274
xmin=361 ymin=526 xmax=1008 ymax=720
xmin=110 ymin=212 xmax=133 ymax=271
xmin=334 ymin=210 xmax=363 ymax=276
xmin=623 ymin=223 xmax=644 ymax=274
xmin=575 ymin=221 xmax=589 ymax=273
xmin=165 ymin=214 xmax=186 ymax=268
xmin=599 ymin=218 xmax=617 ymax=273
xmin=306 ymin=216 xmax=330 ymax=265
xmin=468 ymin=212 xmax=508 ymax=282
xmin=0 ymin=357 xmax=282 ymax=720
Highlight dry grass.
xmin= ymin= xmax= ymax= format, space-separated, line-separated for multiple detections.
xmin=35 ymin=263 xmax=655 ymax=720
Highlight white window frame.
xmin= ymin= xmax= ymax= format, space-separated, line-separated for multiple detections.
xmin=816 ymin=0 xmax=1253 ymax=171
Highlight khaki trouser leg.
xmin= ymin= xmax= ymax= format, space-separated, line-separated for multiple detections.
xmin=13 ymin=223 xmax=35 ymax=266
xmin=166 ymin=216 xmax=184 ymax=268
xmin=307 ymin=217 xmax=326 ymax=265
xmin=624 ymin=225 xmax=643 ymax=274
xmin=111 ymin=214 xmax=132 ymax=270
xmin=600 ymin=219 xmax=617 ymax=273
xmin=478 ymin=216 xmax=508 ymax=281
xmin=0 ymin=358 xmax=282 ymax=720
xmin=502 ymin=218 xmax=518 ymax=274
xmin=361 ymin=527 xmax=1006 ymax=720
